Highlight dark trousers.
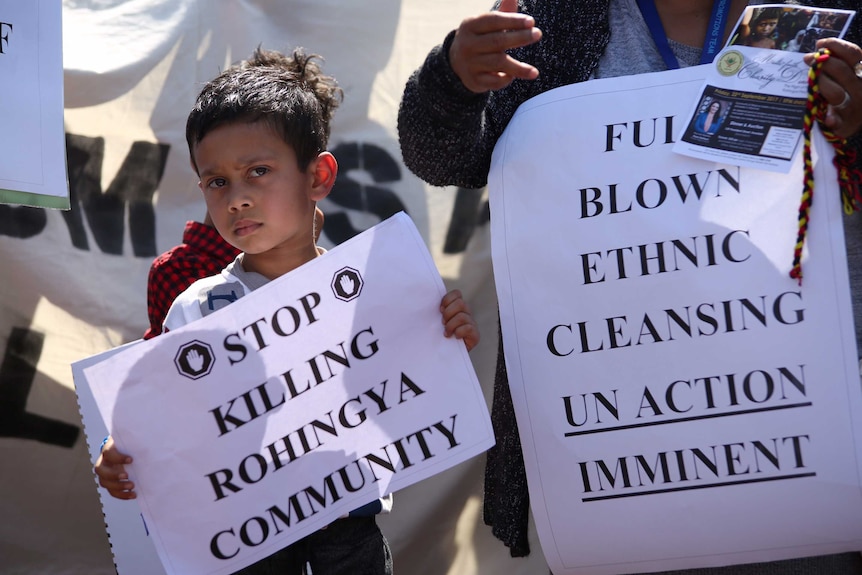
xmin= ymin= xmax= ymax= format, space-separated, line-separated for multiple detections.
xmin=233 ymin=516 xmax=392 ymax=575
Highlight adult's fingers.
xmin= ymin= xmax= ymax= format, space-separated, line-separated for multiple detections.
xmin=451 ymin=16 xmax=541 ymax=93
xmin=817 ymin=37 xmax=862 ymax=70
xmin=463 ymin=10 xmax=534 ymax=37
xmin=457 ymin=12 xmax=540 ymax=54
xmin=812 ymin=38 xmax=862 ymax=138
xmin=463 ymin=59 xmax=539 ymax=92
xmin=816 ymin=66 xmax=852 ymax=108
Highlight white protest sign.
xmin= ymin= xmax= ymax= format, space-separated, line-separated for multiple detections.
xmin=489 ymin=65 xmax=862 ymax=574
xmin=78 ymin=212 xmax=494 ymax=575
xmin=72 ymin=342 xmax=167 ymax=575
xmin=0 ymin=0 xmax=68 ymax=209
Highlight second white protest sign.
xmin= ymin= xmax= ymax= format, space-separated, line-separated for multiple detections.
xmin=490 ymin=65 xmax=862 ymax=574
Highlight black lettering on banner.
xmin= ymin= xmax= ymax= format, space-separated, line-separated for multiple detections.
xmin=1 ymin=136 xmax=489 ymax=259
xmin=324 ymin=142 xmax=406 ymax=244
xmin=0 ymin=22 xmax=11 ymax=54
xmin=0 ymin=134 xmax=169 ymax=254
xmin=0 ymin=203 xmax=47 ymax=239
xmin=0 ymin=327 xmax=79 ymax=447
xmin=60 ymin=134 xmax=169 ymax=256
xmin=443 ymin=187 xmax=490 ymax=254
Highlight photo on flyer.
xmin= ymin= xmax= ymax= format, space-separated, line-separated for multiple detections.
xmin=679 ymin=85 xmax=806 ymax=162
xmin=727 ymin=4 xmax=854 ymax=53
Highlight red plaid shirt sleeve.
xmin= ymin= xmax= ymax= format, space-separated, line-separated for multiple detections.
xmin=144 ymin=222 xmax=240 ymax=339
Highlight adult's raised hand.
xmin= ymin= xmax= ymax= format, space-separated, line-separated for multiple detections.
xmin=449 ymin=0 xmax=542 ymax=94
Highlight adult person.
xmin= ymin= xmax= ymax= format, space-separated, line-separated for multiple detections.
xmin=398 ymin=0 xmax=862 ymax=573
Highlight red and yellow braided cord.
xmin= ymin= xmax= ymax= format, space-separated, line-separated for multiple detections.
xmin=790 ymin=48 xmax=862 ymax=284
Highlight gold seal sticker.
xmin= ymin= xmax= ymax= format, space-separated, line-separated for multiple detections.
xmin=716 ymin=50 xmax=743 ymax=76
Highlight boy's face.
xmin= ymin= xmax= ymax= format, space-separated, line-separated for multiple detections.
xmin=193 ymin=121 xmax=326 ymax=272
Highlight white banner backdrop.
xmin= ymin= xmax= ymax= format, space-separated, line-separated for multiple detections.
xmin=0 ymin=1 xmax=550 ymax=574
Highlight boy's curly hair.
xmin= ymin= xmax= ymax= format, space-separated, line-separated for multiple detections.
xmin=186 ymin=47 xmax=343 ymax=172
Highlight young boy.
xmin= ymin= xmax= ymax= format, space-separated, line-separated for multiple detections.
xmin=144 ymin=43 xmax=329 ymax=342
xmin=95 ymin=47 xmax=479 ymax=575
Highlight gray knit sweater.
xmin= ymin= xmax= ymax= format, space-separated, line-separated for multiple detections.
xmin=398 ymin=0 xmax=862 ymax=572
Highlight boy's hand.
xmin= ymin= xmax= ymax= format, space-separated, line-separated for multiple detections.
xmin=440 ymin=289 xmax=479 ymax=351
xmin=94 ymin=436 xmax=137 ymax=500
xmin=449 ymin=0 xmax=542 ymax=94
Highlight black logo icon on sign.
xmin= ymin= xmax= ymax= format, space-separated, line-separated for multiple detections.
xmin=174 ymin=340 xmax=215 ymax=380
xmin=332 ymin=267 xmax=363 ymax=302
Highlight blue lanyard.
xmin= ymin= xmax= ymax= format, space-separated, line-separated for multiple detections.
xmin=636 ymin=0 xmax=732 ymax=70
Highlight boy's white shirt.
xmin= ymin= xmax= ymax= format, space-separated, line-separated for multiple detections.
xmin=163 ymin=258 xmax=252 ymax=332
xmin=164 ymin=248 xmax=324 ymax=331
